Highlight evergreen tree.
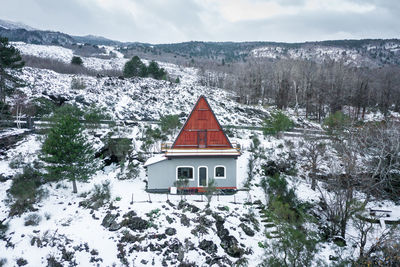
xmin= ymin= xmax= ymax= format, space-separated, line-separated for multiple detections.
xmin=0 ymin=37 xmax=24 ymax=117
xmin=41 ymin=105 xmax=97 ymax=193
xmin=123 ymin=56 xmax=147 ymax=77
xmin=147 ymin=60 xmax=167 ymax=80
xmin=71 ymin=56 xmax=83 ymax=66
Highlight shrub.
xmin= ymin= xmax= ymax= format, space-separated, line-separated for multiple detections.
xmin=70 ymin=77 xmax=86 ymax=90
xmin=323 ymin=111 xmax=350 ymax=134
xmin=263 ymin=111 xmax=294 ymax=136
xmin=147 ymin=60 xmax=167 ymax=80
xmin=0 ymin=258 xmax=7 ymax=267
xmin=80 ymin=180 xmax=111 ymax=209
xmin=32 ymin=97 xmax=57 ymax=117
xmin=16 ymin=258 xmax=28 ymax=266
xmin=265 ymin=173 xmax=297 ymax=208
xmin=71 ymin=56 xmax=83 ymax=66
xmin=24 ymin=213 xmax=42 ymax=226
xmin=8 ymin=166 xmax=45 ymax=216
xmin=160 ymin=114 xmax=181 ymax=135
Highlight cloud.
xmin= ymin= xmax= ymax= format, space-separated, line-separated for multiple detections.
xmin=0 ymin=0 xmax=398 ymax=43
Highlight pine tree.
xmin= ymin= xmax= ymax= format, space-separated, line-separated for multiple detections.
xmin=41 ymin=105 xmax=97 ymax=193
xmin=123 ymin=56 xmax=147 ymax=78
xmin=71 ymin=56 xmax=83 ymax=66
xmin=0 ymin=37 xmax=24 ymax=117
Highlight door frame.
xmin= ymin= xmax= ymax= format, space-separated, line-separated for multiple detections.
xmin=197 ymin=166 xmax=208 ymax=187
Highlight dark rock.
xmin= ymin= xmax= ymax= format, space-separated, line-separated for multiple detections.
xmin=216 ymin=219 xmax=245 ymax=258
xmin=239 ymin=223 xmax=255 ymax=236
xmin=332 ymin=236 xmax=346 ymax=247
xmin=166 ymin=215 xmax=173 ymax=224
xmin=123 ymin=216 xmax=148 ymax=231
xmin=109 ymin=221 xmax=122 ymax=231
xmin=329 ymin=255 xmax=339 ymax=261
xmin=148 ymin=233 xmax=167 ymax=241
xmin=101 ymin=213 xmax=118 ymax=228
xmin=165 ymin=227 xmax=176 ymax=236
xmin=180 ymin=214 xmax=190 ymax=226
xmin=141 ymin=259 xmax=148 ymax=265
xmin=177 ymin=201 xmax=199 ymax=213
xmin=199 ymin=240 xmax=217 ymax=254
xmin=90 ymin=249 xmax=99 ymax=255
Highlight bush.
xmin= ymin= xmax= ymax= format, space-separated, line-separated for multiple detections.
xmin=32 ymin=97 xmax=57 ymax=117
xmin=263 ymin=111 xmax=294 ymax=136
xmin=8 ymin=166 xmax=45 ymax=216
xmin=24 ymin=213 xmax=42 ymax=226
xmin=80 ymin=180 xmax=111 ymax=209
xmin=71 ymin=56 xmax=83 ymax=66
xmin=147 ymin=60 xmax=167 ymax=80
xmin=16 ymin=258 xmax=28 ymax=266
xmin=160 ymin=114 xmax=181 ymax=135
xmin=70 ymin=77 xmax=86 ymax=90
xmin=0 ymin=258 xmax=7 ymax=267
xmin=323 ymin=111 xmax=350 ymax=134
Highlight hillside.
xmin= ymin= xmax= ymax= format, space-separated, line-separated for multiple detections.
xmin=1 ymin=19 xmax=400 ymax=66
xmin=1 ymin=40 xmax=400 ymax=267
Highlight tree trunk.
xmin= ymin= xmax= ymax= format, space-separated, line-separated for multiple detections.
xmin=311 ymin=176 xmax=316 ymax=191
xmin=72 ymin=179 xmax=77 ymax=193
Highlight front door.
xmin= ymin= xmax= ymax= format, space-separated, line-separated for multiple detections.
xmin=198 ymin=130 xmax=207 ymax=148
xmin=198 ymin=167 xmax=208 ymax=187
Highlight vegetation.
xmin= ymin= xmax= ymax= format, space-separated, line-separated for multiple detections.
xmin=263 ymin=111 xmax=294 ymax=136
xmin=204 ymin=178 xmax=217 ymax=208
xmin=123 ymin=56 xmax=167 ymax=80
xmin=70 ymin=77 xmax=86 ymax=89
xmin=123 ymin=56 xmax=147 ymax=77
xmin=24 ymin=213 xmax=42 ymax=226
xmin=323 ymin=111 xmax=350 ymax=134
xmin=41 ymin=105 xmax=98 ymax=193
xmin=0 ymin=37 xmax=24 ymax=119
xmin=7 ymin=166 xmax=45 ymax=216
xmin=261 ymin=172 xmax=319 ymax=266
xmin=70 ymin=56 xmax=83 ymax=66
xmin=160 ymin=114 xmax=181 ymax=135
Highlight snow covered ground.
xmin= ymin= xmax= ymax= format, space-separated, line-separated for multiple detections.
xmin=1 ymin=42 xmax=399 ymax=266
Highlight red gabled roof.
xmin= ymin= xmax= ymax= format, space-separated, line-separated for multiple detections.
xmin=172 ymin=95 xmax=232 ymax=149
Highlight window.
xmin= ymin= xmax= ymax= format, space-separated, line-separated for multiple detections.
xmin=177 ymin=167 xmax=194 ymax=180
xmin=214 ymin=166 xmax=226 ymax=179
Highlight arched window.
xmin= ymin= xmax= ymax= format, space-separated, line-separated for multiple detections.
xmin=214 ymin=166 xmax=226 ymax=179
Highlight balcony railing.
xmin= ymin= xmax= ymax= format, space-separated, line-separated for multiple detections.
xmin=161 ymin=141 xmax=241 ymax=152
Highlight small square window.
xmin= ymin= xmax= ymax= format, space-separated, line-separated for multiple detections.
xmin=177 ymin=167 xmax=193 ymax=180
xmin=215 ymin=166 xmax=225 ymax=178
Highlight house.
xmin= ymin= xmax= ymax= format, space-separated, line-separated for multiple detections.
xmin=144 ymin=95 xmax=241 ymax=193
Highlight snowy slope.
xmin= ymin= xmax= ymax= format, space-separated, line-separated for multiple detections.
xmin=1 ymin=42 xmax=399 ymax=267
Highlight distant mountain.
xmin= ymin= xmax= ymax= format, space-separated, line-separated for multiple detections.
xmin=1 ymin=18 xmax=400 ymax=67
xmin=0 ymin=18 xmax=37 ymax=31
xmin=71 ymin=34 xmax=121 ymax=46
xmin=0 ymin=27 xmax=75 ymax=46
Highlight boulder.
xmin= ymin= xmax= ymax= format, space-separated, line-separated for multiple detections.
xmin=199 ymin=240 xmax=217 ymax=255
xmin=165 ymin=227 xmax=177 ymax=236
xmin=101 ymin=213 xmax=118 ymax=228
xmin=239 ymin=223 xmax=255 ymax=237
xmin=124 ymin=217 xmax=148 ymax=231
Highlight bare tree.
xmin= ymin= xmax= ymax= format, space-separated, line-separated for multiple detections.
xmin=300 ymin=138 xmax=326 ymax=190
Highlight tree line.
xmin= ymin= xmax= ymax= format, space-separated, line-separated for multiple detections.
xmin=199 ymin=58 xmax=400 ymax=121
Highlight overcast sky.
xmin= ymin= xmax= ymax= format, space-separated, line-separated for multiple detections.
xmin=0 ymin=0 xmax=399 ymax=44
